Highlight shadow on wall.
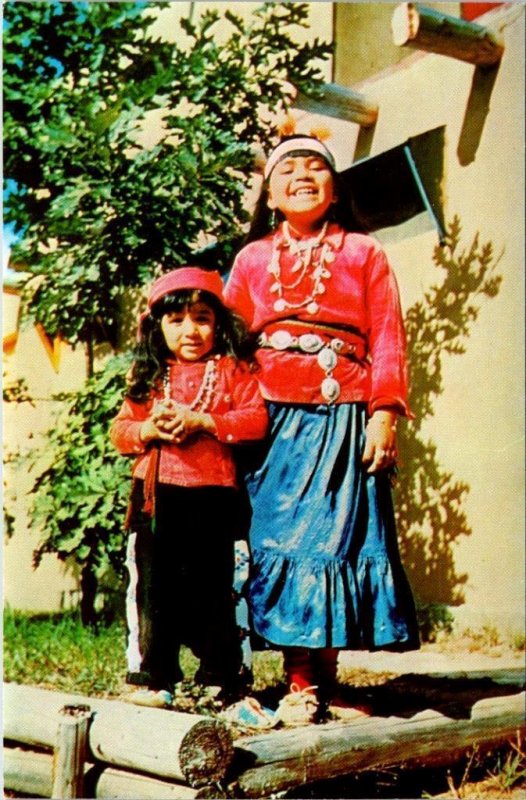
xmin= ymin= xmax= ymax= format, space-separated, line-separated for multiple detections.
xmin=457 ymin=61 xmax=501 ymax=166
xmin=394 ymin=215 xmax=502 ymax=620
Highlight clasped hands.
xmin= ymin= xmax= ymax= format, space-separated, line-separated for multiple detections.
xmin=362 ymin=409 xmax=398 ymax=474
xmin=139 ymin=400 xmax=204 ymax=445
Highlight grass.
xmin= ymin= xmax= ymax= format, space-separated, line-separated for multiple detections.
xmin=3 ymin=608 xmax=127 ymax=696
xmin=4 ymin=610 xmax=525 ymax=799
xmin=3 ymin=608 xmax=285 ymax=698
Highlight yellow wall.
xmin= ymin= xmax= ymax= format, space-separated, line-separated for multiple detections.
xmin=4 ymin=4 xmax=524 ymax=636
xmin=3 ymin=289 xmax=83 ymax=611
xmin=332 ymin=3 xmax=525 ymax=633
xmin=334 ymin=3 xmax=460 ymax=85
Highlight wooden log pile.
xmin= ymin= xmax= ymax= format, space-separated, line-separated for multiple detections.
xmin=229 ymin=691 xmax=525 ymax=797
xmin=4 ymin=682 xmax=525 ymax=799
xmin=4 ymin=683 xmax=233 ymax=798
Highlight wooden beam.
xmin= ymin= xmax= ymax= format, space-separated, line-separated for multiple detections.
xmin=294 ymin=82 xmax=379 ymax=127
xmin=51 ymin=705 xmax=91 ymax=799
xmin=391 ymin=3 xmax=504 ymax=66
xmin=3 ymin=747 xmax=217 ymax=799
xmin=3 ymin=682 xmax=233 ymax=788
xmin=232 ymin=691 xmax=525 ymax=797
xmin=4 ymin=748 xmax=53 ymax=799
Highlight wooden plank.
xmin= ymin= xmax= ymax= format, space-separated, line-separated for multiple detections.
xmin=4 ymin=682 xmax=233 ymax=788
xmin=233 ymin=691 xmax=525 ymax=797
xmin=294 ymin=82 xmax=379 ymax=127
xmin=391 ymin=2 xmax=504 ymax=66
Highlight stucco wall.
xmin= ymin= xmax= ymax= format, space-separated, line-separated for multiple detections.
xmin=3 ymin=289 xmax=83 ymax=611
xmin=3 ymin=4 xmax=524 ymax=635
xmin=334 ymin=3 xmax=461 ymax=85
xmin=332 ymin=4 xmax=525 ymax=633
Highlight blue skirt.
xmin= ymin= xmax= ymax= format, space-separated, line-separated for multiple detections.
xmin=244 ymin=403 xmax=420 ymax=650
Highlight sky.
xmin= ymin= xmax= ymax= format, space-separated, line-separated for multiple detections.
xmin=2 ymin=223 xmax=17 ymax=274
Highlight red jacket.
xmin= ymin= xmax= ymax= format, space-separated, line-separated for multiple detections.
xmin=110 ymin=356 xmax=268 ymax=488
xmin=225 ymin=224 xmax=410 ymax=416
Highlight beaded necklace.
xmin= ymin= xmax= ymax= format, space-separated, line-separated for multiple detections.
xmin=268 ymin=221 xmax=335 ymax=315
xmin=162 ymin=356 xmax=219 ymax=412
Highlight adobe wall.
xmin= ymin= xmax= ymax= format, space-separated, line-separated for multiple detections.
xmin=331 ymin=4 xmax=525 ymax=633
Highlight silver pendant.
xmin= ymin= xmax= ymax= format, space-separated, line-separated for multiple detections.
xmin=298 ymin=333 xmax=324 ymax=353
xmin=321 ymin=377 xmax=341 ymax=404
xmin=317 ymin=347 xmax=338 ymax=372
xmin=269 ymin=330 xmax=294 ymax=350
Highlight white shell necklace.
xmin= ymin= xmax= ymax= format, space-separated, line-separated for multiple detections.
xmin=163 ymin=356 xmax=219 ymax=412
xmin=268 ymin=221 xmax=334 ymax=315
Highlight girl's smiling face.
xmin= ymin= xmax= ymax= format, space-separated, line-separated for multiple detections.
xmin=161 ymin=302 xmax=216 ymax=362
xmin=267 ymin=154 xmax=336 ymax=233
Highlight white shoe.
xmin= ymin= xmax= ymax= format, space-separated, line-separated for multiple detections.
xmin=275 ymin=684 xmax=319 ymax=726
xmin=122 ymin=688 xmax=172 ymax=708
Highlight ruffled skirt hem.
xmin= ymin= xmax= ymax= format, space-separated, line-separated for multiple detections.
xmin=249 ymin=548 xmax=420 ymax=650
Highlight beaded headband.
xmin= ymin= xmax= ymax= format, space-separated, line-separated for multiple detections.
xmin=264 ymin=136 xmax=336 ymax=180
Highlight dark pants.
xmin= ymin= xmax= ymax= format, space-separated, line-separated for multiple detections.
xmin=125 ymin=482 xmax=244 ymax=693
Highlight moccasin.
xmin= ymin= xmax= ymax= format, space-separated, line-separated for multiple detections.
xmin=122 ymin=688 xmax=173 ymax=708
xmin=275 ymin=683 xmax=319 ymax=726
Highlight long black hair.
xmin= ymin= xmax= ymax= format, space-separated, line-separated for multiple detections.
xmin=243 ymin=136 xmax=368 ymax=245
xmin=126 ymin=289 xmax=257 ymax=402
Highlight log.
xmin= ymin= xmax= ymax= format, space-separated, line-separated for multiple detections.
xmin=233 ymin=691 xmax=525 ymax=797
xmin=3 ymin=746 xmax=218 ymax=799
xmin=391 ymin=3 xmax=504 ymax=66
xmin=51 ymin=704 xmax=91 ymax=799
xmin=4 ymin=682 xmax=233 ymax=788
xmin=92 ymin=767 xmax=226 ymax=799
xmin=294 ymin=82 xmax=379 ymax=127
xmin=4 ymin=747 xmax=52 ymax=798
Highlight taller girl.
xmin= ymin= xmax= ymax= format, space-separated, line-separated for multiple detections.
xmin=225 ymin=132 xmax=420 ymax=724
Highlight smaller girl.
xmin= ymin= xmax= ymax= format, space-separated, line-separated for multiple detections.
xmin=110 ymin=267 xmax=268 ymax=708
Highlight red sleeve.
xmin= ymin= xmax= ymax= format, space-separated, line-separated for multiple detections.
xmin=365 ymin=245 xmax=411 ymax=417
xmin=109 ymin=397 xmax=152 ymax=455
xmin=210 ymin=363 xmax=268 ymax=444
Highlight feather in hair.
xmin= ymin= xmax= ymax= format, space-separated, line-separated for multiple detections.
xmin=308 ymin=124 xmax=332 ymax=142
xmin=276 ymin=113 xmax=297 ymax=138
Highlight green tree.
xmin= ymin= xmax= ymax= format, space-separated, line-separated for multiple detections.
xmin=29 ymin=357 xmax=132 ymax=626
xmin=4 ymin=1 xmax=331 ymax=622
xmin=3 ymin=1 xmax=331 ymax=360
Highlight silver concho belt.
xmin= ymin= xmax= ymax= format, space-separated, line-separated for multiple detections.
xmin=259 ymin=330 xmax=351 ymax=404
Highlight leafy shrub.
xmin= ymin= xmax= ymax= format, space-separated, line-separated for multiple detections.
xmin=23 ymin=355 xmax=133 ymax=623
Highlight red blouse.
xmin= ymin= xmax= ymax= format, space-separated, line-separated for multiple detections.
xmin=224 ymin=223 xmax=410 ymax=416
xmin=110 ymin=356 xmax=268 ymax=488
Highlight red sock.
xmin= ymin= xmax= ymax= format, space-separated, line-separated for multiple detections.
xmin=282 ymin=647 xmax=314 ymax=691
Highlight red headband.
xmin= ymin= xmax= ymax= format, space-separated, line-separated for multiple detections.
xmin=147 ymin=267 xmax=224 ymax=308
xmin=137 ymin=267 xmax=224 ymax=340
